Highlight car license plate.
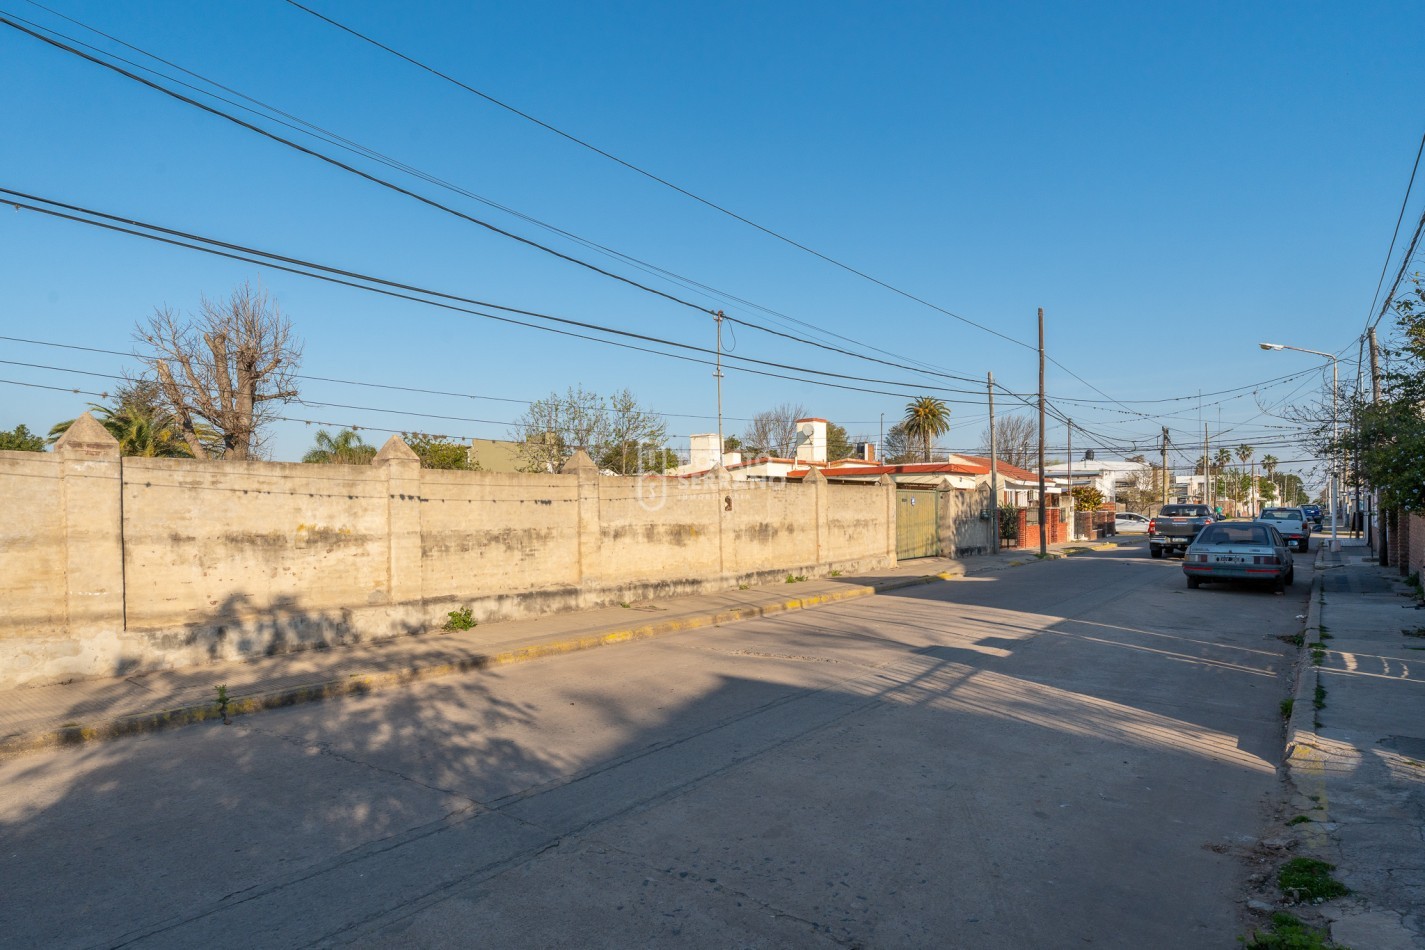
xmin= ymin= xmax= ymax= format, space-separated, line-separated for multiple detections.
xmin=1217 ymin=556 xmax=1244 ymax=563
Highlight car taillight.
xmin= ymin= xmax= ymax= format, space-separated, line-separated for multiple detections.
xmin=1189 ymin=553 xmax=1207 ymax=562
xmin=1148 ymin=519 xmax=1156 ymax=533
xmin=1252 ymin=555 xmax=1280 ymax=565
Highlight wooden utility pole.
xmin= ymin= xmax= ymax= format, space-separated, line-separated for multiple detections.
xmin=988 ymin=372 xmax=999 ymax=555
xmin=1160 ymin=427 xmax=1169 ymax=506
xmin=1037 ymin=308 xmax=1047 ymax=556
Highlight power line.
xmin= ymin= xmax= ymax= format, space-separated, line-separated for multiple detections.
xmin=1370 ymin=200 xmax=1425 ymax=332
xmin=12 ymin=2 xmax=981 ymax=386
xmin=280 ymin=0 xmax=1036 ymax=352
xmin=3 ymin=191 xmax=995 ymax=404
xmin=0 ymin=334 xmax=928 ymax=428
xmin=9 ymin=6 xmax=1172 ymax=422
xmin=0 ymin=13 xmax=720 ymax=317
xmin=1364 ymin=123 xmax=1425 ymax=331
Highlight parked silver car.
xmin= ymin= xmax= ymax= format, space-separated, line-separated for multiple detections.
xmin=1183 ymin=522 xmax=1295 ymax=592
xmin=1114 ymin=512 xmax=1150 ymax=534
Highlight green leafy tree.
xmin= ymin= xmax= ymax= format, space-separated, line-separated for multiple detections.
xmin=303 ymin=428 xmax=377 ymax=464
xmin=0 ymin=423 xmax=46 ymax=452
xmin=826 ymin=422 xmax=853 ymax=461
xmin=903 ymin=396 xmax=951 ymax=462
xmin=403 ymin=432 xmax=478 ymax=470
xmin=1351 ymin=278 xmax=1425 ymax=511
xmin=882 ymin=421 xmax=918 ymax=464
xmin=1070 ymin=485 xmax=1105 ymax=511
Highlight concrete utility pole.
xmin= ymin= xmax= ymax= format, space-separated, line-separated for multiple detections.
xmin=988 ymin=372 xmax=999 ymax=555
xmin=1370 ymin=327 xmax=1387 ymax=564
xmin=1037 ymin=308 xmax=1047 ymax=556
xmin=1161 ymin=427 xmax=1169 ymax=506
xmin=714 ymin=311 xmax=725 ymax=463
xmin=1203 ymin=423 xmax=1210 ymax=509
xmin=1067 ymin=418 xmax=1074 ymax=540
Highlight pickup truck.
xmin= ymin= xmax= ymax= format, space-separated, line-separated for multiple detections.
xmin=1257 ymin=507 xmax=1312 ymax=552
xmin=1148 ymin=504 xmax=1215 ymax=559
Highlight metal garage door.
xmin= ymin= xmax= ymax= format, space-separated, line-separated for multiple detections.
xmin=896 ymin=490 xmax=940 ymax=559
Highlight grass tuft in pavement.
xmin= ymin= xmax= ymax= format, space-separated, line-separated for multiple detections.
xmin=1240 ymin=911 xmax=1344 ymax=949
xmin=1278 ymin=857 xmax=1349 ymax=904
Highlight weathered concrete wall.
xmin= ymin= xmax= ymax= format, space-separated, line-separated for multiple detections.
xmin=939 ymin=485 xmax=994 ymax=557
xmin=0 ymin=426 xmax=898 ymax=689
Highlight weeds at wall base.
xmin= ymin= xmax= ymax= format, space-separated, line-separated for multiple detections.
xmin=443 ymin=607 xmax=476 ymax=631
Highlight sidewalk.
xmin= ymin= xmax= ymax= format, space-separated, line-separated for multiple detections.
xmin=0 ymin=537 xmax=1121 ymax=759
xmin=1284 ymin=537 xmax=1425 ymax=949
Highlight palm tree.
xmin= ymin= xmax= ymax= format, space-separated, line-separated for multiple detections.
xmin=903 ymin=396 xmax=951 ymax=462
xmin=1261 ymin=454 xmax=1279 ymax=508
xmin=303 ymin=428 xmax=377 ymax=464
xmin=1236 ymin=444 xmax=1255 ymax=515
xmin=49 ymin=401 xmax=195 ymax=458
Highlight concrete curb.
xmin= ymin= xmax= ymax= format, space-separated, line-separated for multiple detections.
xmin=0 ymin=567 xmax=968 ymax=759
xmin=1284 ymin=549 xmax=1327 ymax=763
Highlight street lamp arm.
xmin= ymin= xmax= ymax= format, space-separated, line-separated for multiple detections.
xmin=1257 ymin=340 xmax=1341 ymax=549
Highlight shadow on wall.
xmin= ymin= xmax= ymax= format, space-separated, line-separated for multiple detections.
xmin=125 ymin=590 xmax=427 ymax=673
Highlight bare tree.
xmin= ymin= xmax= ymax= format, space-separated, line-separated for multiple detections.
xmin=509 ymin=385 xmax=668 ymax=473
xmin=979 ymin=415 xmax=1037 ymax=468
xmin=136 ymin=283 xmax=301 ymax=460
xmin=741 ymin=402 xmax=808 ymax=458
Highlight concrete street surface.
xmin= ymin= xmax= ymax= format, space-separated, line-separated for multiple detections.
xmin=0 ymin=542 xmax=1316 ymax=948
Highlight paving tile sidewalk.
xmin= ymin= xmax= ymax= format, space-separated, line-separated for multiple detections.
xmin=1284 ymin=538 xmax=1425 ymax=949
xmin=0 ymin=538 xmax=1123 ymax=758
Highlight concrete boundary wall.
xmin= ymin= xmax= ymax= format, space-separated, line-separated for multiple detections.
xmin=0 ymin=424 xmax=895 ymax=690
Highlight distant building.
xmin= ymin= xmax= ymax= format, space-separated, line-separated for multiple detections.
xmin=468 ymin=437 xmax=526 ymax=473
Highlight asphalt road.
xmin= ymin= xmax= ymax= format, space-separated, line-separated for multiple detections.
xmin=0 ymin=541 xmax=1313 ymax=949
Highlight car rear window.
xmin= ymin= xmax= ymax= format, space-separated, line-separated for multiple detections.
xmin=1160 ymin=505 xmax=1209 ymax=517
xmin=1198 ymin=525 xmax=1272 ymax=546
xmin=1260 ymin=510 xmax=1295 ymax=520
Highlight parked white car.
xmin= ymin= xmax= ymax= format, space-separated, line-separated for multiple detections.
xmin=1114 ymin=512 xmax=1150 ymax=534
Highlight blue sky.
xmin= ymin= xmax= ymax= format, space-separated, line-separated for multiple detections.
xmin=2 ymin=0 xmax=1422 ymax=489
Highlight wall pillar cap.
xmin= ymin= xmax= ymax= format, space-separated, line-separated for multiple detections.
xmin=53 ymin=411 xmax=119 ymax=457
xmin=803 ymin=467 xmax=827 ymax=484
xmin=373 ymin=434 xmax=419 ymax=464
xmin=559 ymin=448 xmax=598 ymax=475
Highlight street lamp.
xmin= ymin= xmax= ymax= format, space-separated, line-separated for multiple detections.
xmin=1259 ymin=342 xmax=1339 ymax=551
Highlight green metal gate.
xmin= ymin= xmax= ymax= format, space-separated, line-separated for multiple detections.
xmin=896 ymin=489 xmax=940 ymax=559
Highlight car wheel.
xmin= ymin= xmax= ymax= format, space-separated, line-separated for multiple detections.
xmin=1273 ymin=574 xmax=1286 ymax=594
xmin=1285 ymin=566 xmax=1295 ymax=586
xmin=1187 ymin=576 xmax=1200 ymax=589
xmin=1150 ymin=545 xmax=1163 ymax=559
